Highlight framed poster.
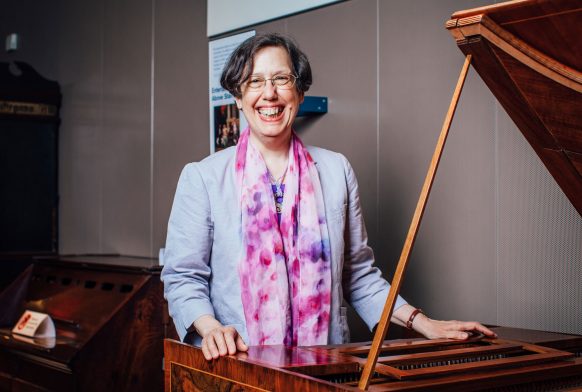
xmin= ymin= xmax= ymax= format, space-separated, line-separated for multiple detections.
xmin=208 ymin=30 xmax=255 ymax=153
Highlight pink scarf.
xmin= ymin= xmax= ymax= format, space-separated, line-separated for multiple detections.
xmin=235 ymin=128 xmax=331 ymax=346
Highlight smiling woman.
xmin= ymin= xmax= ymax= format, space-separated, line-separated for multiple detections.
xmin=234 ymin=46 xmax=303 ymax=163
xmin=161 ymin=33 xmax=495 ymax=362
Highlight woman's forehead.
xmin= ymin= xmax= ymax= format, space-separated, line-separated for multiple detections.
xmin=250 ymin=46 xmax=293 ymax=74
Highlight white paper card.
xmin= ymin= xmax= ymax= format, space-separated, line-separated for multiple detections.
xmin=12 ymin=334 xmax=56 ymax=349
xmin=12 ymin=310 xmax=56 ymax=338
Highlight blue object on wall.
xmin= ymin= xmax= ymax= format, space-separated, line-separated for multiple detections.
xmin=297 ymin=96 xmax=327 ymax=117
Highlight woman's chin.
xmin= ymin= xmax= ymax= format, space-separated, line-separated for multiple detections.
xmin=251 ymin=126 xmax=292 ymax=141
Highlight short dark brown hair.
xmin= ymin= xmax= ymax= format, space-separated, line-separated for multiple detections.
xmin=220 ymin=33 xmax=312 ymax=99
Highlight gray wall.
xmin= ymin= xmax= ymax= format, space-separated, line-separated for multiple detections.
xmin=1 ymin=0 xmax=579 ymax=341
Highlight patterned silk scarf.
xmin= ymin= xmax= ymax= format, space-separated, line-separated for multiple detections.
xmin=235 ymin=127 xmax=331 ymax=346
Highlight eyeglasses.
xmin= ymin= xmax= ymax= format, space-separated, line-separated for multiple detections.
xmin=244 ymin=74 xmax=298 ymax=91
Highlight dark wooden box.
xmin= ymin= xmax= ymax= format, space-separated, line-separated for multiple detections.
xmin=0 ymin=255 xmax=176 ymax=392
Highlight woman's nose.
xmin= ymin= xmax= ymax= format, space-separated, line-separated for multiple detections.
xmin=262 ymin=81 xmax=278 ymax=99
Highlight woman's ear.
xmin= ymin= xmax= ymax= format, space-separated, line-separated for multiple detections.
xmin=235 ymin=97 xmax=243 ymax=111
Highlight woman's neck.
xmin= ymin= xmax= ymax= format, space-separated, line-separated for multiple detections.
xmin=249 ymin=132 xmax=290 ymax=180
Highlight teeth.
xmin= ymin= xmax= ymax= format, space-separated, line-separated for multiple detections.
xmin=258 ymin=107 xmax=282 ymax=117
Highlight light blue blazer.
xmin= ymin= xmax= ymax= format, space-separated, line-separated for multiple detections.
xmin=161 ymin=145 xmax=406 ymax=346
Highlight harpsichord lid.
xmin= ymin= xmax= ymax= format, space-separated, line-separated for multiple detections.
xmin=446 ymin=0 xmax=582 ymax=215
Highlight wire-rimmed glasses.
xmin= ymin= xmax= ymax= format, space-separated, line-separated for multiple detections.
xmin=244 ymin=74 xmax=298 ymax=91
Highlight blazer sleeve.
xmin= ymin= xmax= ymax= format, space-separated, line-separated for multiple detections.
xmin=340 ymin=155 xmax=407 ymax=330
xmin=161 ymin=163 xmax=215 ymax=341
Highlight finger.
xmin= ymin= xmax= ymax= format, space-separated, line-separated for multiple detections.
xmin=223 ymin=328 xmax=238 ymax=355
xmin=206 ymin=335 xmax=220 ymax=359
xmin=471 ymin=323 xmax=498 ymax=337
xmin=236 ymin=334 xmax=249 ymax=352
xmin=212 ymin=330 xmax=229 ymax=356
xmin=456 ymin=321 xmax=490 ymax=336
xmin=201 ymin=340 xmax=212 ymax=361
xmin=448 ymin=331 xmax=469 ymax=340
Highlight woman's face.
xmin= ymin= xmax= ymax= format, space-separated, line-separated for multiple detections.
xmin=235 ymin=46 xmax=303 ymax=145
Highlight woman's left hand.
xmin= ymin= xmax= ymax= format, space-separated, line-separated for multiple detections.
xmin=413 ymin=313 xmax=497 ymax=340
xmin=392 ymin=305 xmax=497 ymax=340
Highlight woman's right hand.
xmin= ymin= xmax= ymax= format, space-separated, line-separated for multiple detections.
xmin=194 ymin=315 xmax=248 ymax=360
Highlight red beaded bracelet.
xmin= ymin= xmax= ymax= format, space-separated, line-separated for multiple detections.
xmin=406 ymin=308 xmax=423 ymax=330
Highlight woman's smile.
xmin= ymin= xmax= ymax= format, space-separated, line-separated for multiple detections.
xmin=257 ymin=106 xmax=284 ymax=120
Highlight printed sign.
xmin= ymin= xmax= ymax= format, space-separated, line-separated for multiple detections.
xmin=208 ymin=30 xmax=255 ymax=153
xmin=12 ymin=310 xmax=56 ymax=338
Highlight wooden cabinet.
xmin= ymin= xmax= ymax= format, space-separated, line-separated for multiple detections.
xmin=0 ymin=255 xmax=176 ymax=392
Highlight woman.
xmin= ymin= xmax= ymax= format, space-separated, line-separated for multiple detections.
xmin=161 ymin=33 xmax=495 ymax=361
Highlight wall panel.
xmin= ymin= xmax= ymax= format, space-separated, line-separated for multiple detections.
xmin=378 ymin=0 xmax=497 ymax=329
xmin=497 ymin=109 xmax=582 ymax=334
xmin=55 ymin=0 xmax=106 ymax=254
xmin=100 ymin=0 xmax=153 ymax=255
xmin=153 ymin=0 xmax=209 ymax=255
